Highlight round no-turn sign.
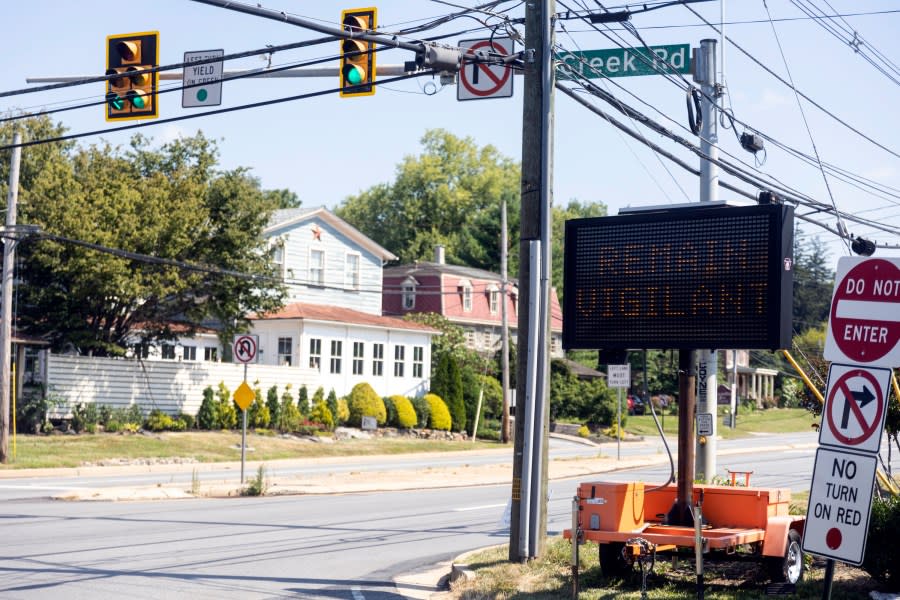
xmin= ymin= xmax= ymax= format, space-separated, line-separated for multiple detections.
xmin=824 ymin=257 xmax=900 ymax=367
xmin=819 ymin=363 xmax=891 ymax=454
xmin=232 ymin=334 xmax=258 ymax=364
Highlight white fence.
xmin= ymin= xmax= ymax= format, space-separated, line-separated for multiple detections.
xmin=46 ymin=355 xmax=322 ymax=417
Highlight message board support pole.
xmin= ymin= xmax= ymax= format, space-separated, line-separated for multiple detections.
xmin=668 ymin=349 xmax=696 ymax=526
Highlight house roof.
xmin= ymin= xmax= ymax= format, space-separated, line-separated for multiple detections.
xmin=251 ymin=302 xmax=439 ymax=334
xmin=560 ymin=358 xmax=606 ymax=380
xmin=383 ymin=261 xmax=517 ymax=285
xmin=265 ymin=206 xmax=398 ymax=262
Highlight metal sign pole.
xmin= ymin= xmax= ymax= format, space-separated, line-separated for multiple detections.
xmin=617 ymin=387 xmax=621 ymax=461
xmin=822 ymin=559 xmax=835 ymax=600
xmin=241 ymin=363 xmax=247 ymax=484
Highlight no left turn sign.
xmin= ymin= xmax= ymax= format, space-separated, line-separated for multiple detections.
xmin=819 ymin=363 xmax=891 ymax=454
xmin=458 ymin=38 xmax=514 ymax=101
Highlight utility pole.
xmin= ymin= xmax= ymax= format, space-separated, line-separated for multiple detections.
xmin=0 ymin=131 xmax=22 ymax=464
xmin=694 ymin=39 xmax=719 ymax=483
xmin=500 ymin=197 xmax=510 ymax=445
xmin=510 ymin=0 xmax=554 ymax=562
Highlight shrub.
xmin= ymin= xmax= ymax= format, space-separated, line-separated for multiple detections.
xmin=431 ymin=354 xmax=466 ymax=432
xmin=177 ymin=412 xmax=195 ymax=430
xmin=327 ymin=389 xmax=339 ymax=424
xmin=336 ymin=397 xmax=350 ymax=424
xmin=383 ymin=396 xmax=398 ymax=426
xmin=297 ymin=385 xmax=309 ymax=415
xmin=248 ymin=385 xmax=270 ymax=428
xmin=197 ymin=386 xmax=218 ymax=430
xmin=266 ymin=385 xmax=280 ymax=427
xmin=309 ymin=397 xmax=334 ymax=431
xmin=578 ymin=424 xmax=590 ymax=438
xmin=388 ymin=395 xmax=418 ymax=429
xmin=863 ymin=494 xmax=900 ymax=589
xmin=347 ymin=382 xmax=386 ymax=427
xmin=425 ymin=393 xmax=452 ymax=431
xmin=216 ymin=382 xmax=237 ymax=429
xmin=278 ymin=395 xmax=301 ymax=432
xmin=16 ymin=389 xmax=65 ymax=434
xmin=411 ymin=395 xmax=431 ymax=428
xmin=71 ymin=402 xmax=100 ymax=433
xmin=144 ymin=409 xmax=175 ymax=432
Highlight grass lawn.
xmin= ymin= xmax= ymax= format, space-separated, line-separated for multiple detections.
xmin=625 ymin=407 xmax=818 ymax=440
xmin=0 ymin=431 xmax=502 ymax=470
xmin=449 ymin=537 xmax=882 ymax=599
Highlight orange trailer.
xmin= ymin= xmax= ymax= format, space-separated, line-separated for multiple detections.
xmin=563 ymin=480 xmax=806 ymax=584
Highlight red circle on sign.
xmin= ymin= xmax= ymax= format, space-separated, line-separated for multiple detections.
xmin=824 ymin=369 xmax=884 ymax=446
xmin=460 ymin=40 xmax=512 ymax=97
xmin=830 ymin=259 xmax=900 ymax=363
xmin=826 ymin=527 xmax=842 ymax=550
xmin=233 ymin=335 xmax=257 ymax=363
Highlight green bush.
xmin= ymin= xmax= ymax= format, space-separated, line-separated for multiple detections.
xmin=347 ymin=382 xmax=386 ymax=427
xmin=431 ymin=354 xmax=466 ymax=432
xmin=266 ymin=385 xmax=280 ymax=427
xmin=197 ymin=386 xmax=218 ymax=430
xmin=411 ymin=395 xmax=431 ymax=428
xmin=336 ymin=397 xmax=349 ymax=424
xmin=16 ymin=389 xmax=64 ymax=434
xmin=71 ymin=402 xmax=100 ymax=433
xmin=216 ymin=382 xmax=237 ymax=429
xmin=425 ymin=393 xmax=452 ymax=431
xmin=383 ymin=396 xmax=398 ymax=425
xmin=177 ymin=412 xmax=195 ymax=430
xmin=248 ymin=385 xmax=270 ymax=428
xmin=388 ymin=395 xmax=418 ymax=429
xmin=144 ymin=409 xmax=175 ymax=432
xmin=327 ymin=389 xmax=339 ymax=425
xmin=309 ymin=397 xmax=334 ymax=431
xmin=863 ymin=494 xmax=900 ymax=589
xmin=297 ymin=385 xmax=309 ymax=415
xmin=278 ymin=395 xmax=301 ymax=432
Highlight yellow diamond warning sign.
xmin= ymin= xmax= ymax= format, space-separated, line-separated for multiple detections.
xmin=233 ymin=381 xmax=255 ymax=411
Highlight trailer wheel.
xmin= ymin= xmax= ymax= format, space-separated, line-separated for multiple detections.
xmin=598 ymin=542 xmax=633 ymax=578
xmin=765 ymin=529 xmax=804 ymax=584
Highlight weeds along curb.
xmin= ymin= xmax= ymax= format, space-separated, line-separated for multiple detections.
xmin=448 ymin=544 xmax=507 ymax=587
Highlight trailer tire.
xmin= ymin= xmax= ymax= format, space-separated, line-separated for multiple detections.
xmin=765 ymin=529 xmax=804 ymax=584
xmin=598 ymin=542 xmax=633 ymax=578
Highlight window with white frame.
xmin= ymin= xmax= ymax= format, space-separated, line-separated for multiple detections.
xmin=271 ymin=240 xmax=286 ymax=280
xmin=309 ymin=338 xmax=321 ymax=370
xmin=393 ymin=345 xmax=405 ymax=377
xmin=372 ymin=343 xmax=384 ymax=376
xmin=345 ymin=253 xmax=360 ymax=290
xmin=183 ymin=345 xmax=197 ymax=361
xmin=460 ymin=280 xmax=473 ymax=312
xmin=309 ymin=248 xmax=325 ymax=286
xmin=413 ymin=345 xmax=424 ymax=378
xmin=204 ymin=347 xmax=218 ymax=361
xmin=330 ymin=340 xmax=343 ymax=374
xmin=401 ymin=276 xmax=417 ymax=310
xmin=352 ymin=342 xmax=364 ymax=375
xmin=488 ymin=284 xmax=500 ymax=314
xmin=278 ymin=337 xmax=293 ymax=366
xmin=161 ymin=344 xmax=176 ymax=360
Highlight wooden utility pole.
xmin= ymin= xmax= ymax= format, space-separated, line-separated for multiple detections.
xmin=510 ymin=0 xmax=554 ymax=561
xmin=0 ymin=131 xmax=22 ymax=464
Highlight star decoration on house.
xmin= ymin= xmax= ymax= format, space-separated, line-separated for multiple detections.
xmin=311 ymin=225 xmax=323 ymax=241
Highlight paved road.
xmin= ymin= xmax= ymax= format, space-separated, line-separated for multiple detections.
xmin=0 ymin=432 xmax=843 ymax=599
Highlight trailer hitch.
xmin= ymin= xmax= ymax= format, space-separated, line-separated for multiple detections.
xmin=623 ymin=537 xmax=656 ymax=600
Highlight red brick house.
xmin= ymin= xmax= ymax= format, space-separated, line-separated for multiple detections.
xmin=382 ymin=246 xmax=564 ymax=357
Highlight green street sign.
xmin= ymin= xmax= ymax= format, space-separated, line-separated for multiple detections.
xmin=556 ymin=44 xmax=690 ymax=79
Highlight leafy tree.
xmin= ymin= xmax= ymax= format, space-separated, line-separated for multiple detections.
xmin=792 ymin=229 xmax=834 ymax=333
xmin=3 ymin=117 xmax=287 ymax=355
xmin=263 ymin=188 xmax=301 ymax=209
xmin=551 ymin=200 xmax=606 ymax=303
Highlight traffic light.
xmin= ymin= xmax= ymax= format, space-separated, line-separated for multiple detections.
xmin=105 ymin=31 xmax=159 ymax=121
xmin=339 ymin=8 xmax=377 ymax=97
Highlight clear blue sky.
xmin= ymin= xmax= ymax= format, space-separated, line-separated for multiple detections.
xmin=2 ymin=1 xmax=899 ymax=266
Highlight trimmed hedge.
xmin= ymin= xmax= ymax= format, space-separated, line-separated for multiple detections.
xmin=424 ymin=393 xmax=452 ymax=431
xmin=347 ymin=382 xmax=387 ymax=426
xmin=388 ymin=395 xmax=418 ymax=429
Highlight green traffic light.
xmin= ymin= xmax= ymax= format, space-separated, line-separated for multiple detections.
xmin=343 ymin=64 xmax=365 ymax=86
xmin=126 ymin=90 xmax=147 ymax=110
xmin=105 ymin=92 xmax=124 ymax=111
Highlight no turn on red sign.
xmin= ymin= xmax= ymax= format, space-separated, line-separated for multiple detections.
xmin=819 ymin=364 xmax=892 ymax=454
xmin=824 ymin=257 xmax=900 ymax=368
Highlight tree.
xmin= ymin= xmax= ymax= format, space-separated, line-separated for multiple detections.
xmin=431 ymin=353 xmax=466 ymax=432
xmin=335 ymin=129 xmax=521 ymax=271
xmin=792 ymin=229 xmax=834 ymax=334
xmin=551 ymin=200 xmax=607 ymax=303
xmin=5 ymin=117 xmax=288 ymax=355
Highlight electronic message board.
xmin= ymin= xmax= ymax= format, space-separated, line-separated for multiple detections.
xmin=563 ymin=203 xmax=794 ymax=350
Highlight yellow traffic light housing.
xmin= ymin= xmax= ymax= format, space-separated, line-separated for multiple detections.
xmin=339 ymin=8 xmax=377 ymax=97
xmin=106 ymin=31 xmax=159 ymax=120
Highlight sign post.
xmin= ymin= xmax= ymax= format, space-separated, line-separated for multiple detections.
xmin=608 ymin=364 xmax=630 ymax=460
xmin=231 ymin=335 xmax=258 ymax=483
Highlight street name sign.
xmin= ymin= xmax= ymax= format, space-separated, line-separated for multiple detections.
xmin=607 ymin=364 xmax=630 ymax=388
xmin=819 ymin=363 xmax=892 ymax=454
xmin=802 ymin=447 xmax=876 ymax=565
xmin=232 ymin=334 xmax=258 ymax=364
xmin=824 ymin=257 xmax=900 ymax=368
xmin=458 ymin=38 xmax=514 ymax=101
xmin=557 ymin=44 xmax=690 ymax=79
xmin=182 ymin=49 xmax=224 ymax=108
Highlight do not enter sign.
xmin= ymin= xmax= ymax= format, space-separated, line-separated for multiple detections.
xmin=824 ymin=257 xmax=900 ymax=368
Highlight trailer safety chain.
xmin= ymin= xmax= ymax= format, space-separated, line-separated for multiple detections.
xmin=624 ymin=537 xmax=656 ymax=600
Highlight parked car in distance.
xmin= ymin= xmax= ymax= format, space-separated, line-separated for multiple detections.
xmin=627 ymin=395 xmax=646 ymax=415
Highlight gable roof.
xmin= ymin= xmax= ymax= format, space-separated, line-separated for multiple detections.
xmin=251 ymin=302 xmax=439 ymax=333
xmin=265 ymin=206 xmax=397 ymax=262
xmin=383 ymin=261 xmax=516 ymax=284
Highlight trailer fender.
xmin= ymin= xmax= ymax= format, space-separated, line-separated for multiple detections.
xmin=762 ymin=516 xmax=805 ymax=557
